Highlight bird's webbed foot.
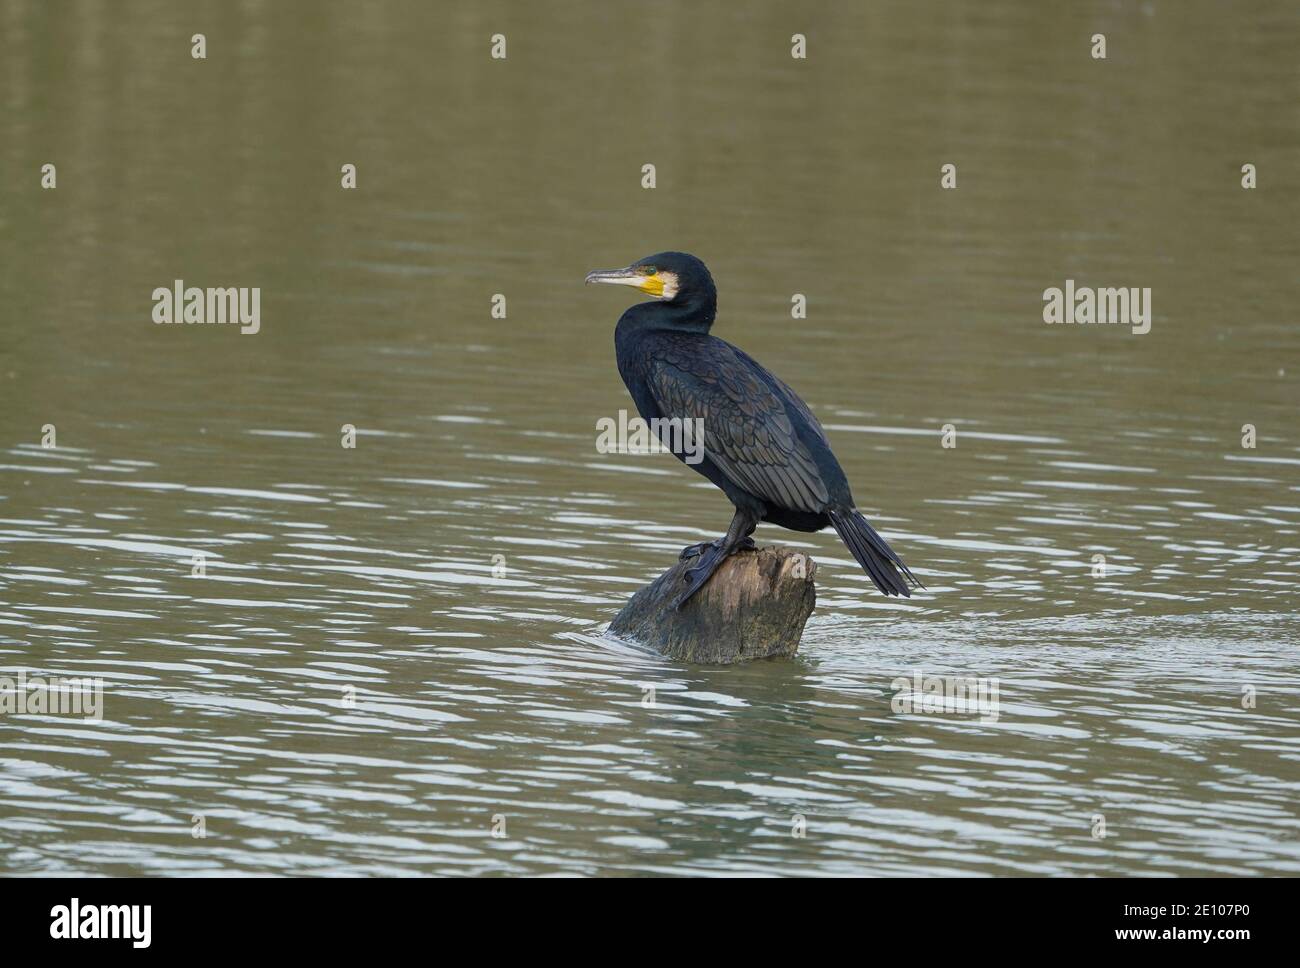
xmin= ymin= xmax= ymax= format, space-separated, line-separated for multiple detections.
xmin=679 ymin=535 xmax=756 ymax=561
xmin=671 ymin=546 xmax=726 ymax=611
xmin=671 ymin=537 xmax=757 ymax=610
xmin=678 ymin=539 xmax=716 ymax=561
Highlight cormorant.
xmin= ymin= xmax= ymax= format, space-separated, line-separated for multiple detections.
xmin=586 ymin=251 xmax=922 ymax=609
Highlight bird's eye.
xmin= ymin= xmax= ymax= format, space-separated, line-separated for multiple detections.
xmin=643 ymin=267 xmax=657 ymax=276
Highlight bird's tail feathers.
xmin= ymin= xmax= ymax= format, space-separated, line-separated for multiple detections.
xmin=828 ymin=508 xmax=923 ymax=597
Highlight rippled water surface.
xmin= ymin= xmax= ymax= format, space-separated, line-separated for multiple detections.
xmin=2 ymin=0 xmax=1298 ymax=875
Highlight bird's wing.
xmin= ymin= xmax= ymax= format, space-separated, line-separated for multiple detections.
xmin=645 ymin=335 xmax=831 ymax=513
xmin=731 ymin=346 xmax=832 ymax=447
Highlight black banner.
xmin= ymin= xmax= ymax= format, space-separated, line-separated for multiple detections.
xmin=0 ymin=876 xmax=1274 ymax=954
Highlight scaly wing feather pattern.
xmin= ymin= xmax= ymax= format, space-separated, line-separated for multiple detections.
xmin=729 ymin=346 xmax=832 ymax=449
xmin=644 ymin=334 xmax=830 ymax=513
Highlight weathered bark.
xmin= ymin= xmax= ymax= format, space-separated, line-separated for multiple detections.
xmin=609 ymin=547 xmax=816 ymax=664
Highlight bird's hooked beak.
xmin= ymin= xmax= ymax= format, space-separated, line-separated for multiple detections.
xmin=584 ymin=265 xmax=666 ymax=299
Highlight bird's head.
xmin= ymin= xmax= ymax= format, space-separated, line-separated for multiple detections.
xmin=585 ymin=252 xmax=716 ymax=324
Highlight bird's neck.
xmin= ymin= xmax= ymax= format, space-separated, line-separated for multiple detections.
xmin=616 ymin=297 xmax=716 ymax=340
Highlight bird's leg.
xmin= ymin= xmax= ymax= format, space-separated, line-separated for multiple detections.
xmin=672 ymin=509 xmax=759 ymax=611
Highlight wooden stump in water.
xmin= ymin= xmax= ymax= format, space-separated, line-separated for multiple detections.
xmin=609 ymin=547 xmax=816 ymax=664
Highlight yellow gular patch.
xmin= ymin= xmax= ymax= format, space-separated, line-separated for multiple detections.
xmin=638 ymin=276 xmax=665 ymax=297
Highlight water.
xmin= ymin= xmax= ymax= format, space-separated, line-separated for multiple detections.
xmin=1 ymin=0 xmax=1298 ymax=876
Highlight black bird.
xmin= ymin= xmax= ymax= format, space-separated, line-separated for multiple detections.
xmin=586 ymin=251 xmax=921 ymax=609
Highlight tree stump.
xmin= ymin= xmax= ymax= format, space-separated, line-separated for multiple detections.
xmin=608 ymin=547 xmax=816 ymax=664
